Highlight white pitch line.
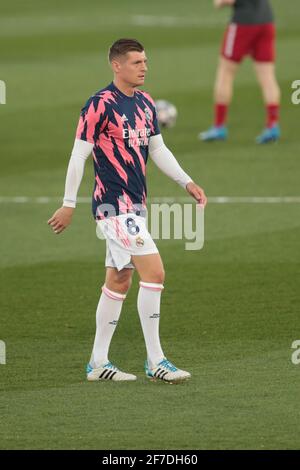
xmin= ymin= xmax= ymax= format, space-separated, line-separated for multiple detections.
xmin=0 ymin=196 xmax=300 ymax=204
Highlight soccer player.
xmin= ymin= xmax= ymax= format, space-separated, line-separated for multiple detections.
xmin=200 ymin=0 xmax=281 ymax=144
xmin=48 ymin=39 xmax=207 ymax=383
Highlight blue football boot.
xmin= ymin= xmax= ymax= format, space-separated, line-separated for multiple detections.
xmin=199 ymin=126 xmax=228 ymax=142
xmin=256 ymin=124 xmax=280 ymax=144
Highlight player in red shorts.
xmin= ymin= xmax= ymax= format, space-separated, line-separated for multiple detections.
xmin=200 ymin=0 xmax=281 ymax=144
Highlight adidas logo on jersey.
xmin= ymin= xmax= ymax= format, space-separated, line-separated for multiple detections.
xmin=121 ymin=114 xmax=128 ymax=122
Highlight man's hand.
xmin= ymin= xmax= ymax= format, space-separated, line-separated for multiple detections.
xmin=47 ymin=206 xmax=74 ymax=234
xmin=214 ymin=0 xmax=235 ymax=8
xmin=186 ymin=182 xmax=207 ymax=207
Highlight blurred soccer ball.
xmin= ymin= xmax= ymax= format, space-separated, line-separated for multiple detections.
xmin=155 ymin=100 xmax=178 ymax=128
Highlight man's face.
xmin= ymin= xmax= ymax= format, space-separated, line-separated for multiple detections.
xmin=112 ymin=50 xmax=148 ymax=87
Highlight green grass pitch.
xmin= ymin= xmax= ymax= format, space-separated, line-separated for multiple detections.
xmin=0 ymin=0 xmax=300 ymax=450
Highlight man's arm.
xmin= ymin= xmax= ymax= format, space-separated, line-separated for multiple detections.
xmin=47 ymin=139 xmax=93 ymax=234
xmin=149 ymin=134 xmax=207 ymax=206
xmin=214 ymin=0 xmax=235 ymax=9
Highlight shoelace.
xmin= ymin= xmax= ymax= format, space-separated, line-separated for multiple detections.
xmin=104 ymin=362 xmax=118 ymax=371
xmin=159 ymin=359 xmax=178 ymax=372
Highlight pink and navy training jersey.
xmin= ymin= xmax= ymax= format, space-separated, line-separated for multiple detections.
xmin=76 ymin=82 xmax=160 ymax=219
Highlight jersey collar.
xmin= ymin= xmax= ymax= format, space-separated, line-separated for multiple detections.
xmin=110 ymin=81 xmax=136 ymax=100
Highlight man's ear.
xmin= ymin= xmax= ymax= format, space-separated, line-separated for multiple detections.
xmin=111 ymin=59 xmax=122 ymax=73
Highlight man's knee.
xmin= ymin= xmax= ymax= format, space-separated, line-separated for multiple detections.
xmin=105 ymin=268 xmax=133 ymax=294
xmin=116 ymin=271 xmax=133 ymax=292
xmin=155 ymin=268 xmax=165 ymax=285
xmin=142 ymin=268 xmax=165 ymax=285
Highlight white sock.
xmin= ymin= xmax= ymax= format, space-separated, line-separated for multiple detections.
xmin=137 ymin=281 xmax=165 ymax=368
xmin=89 ymin=285 xmax=126 ymax=368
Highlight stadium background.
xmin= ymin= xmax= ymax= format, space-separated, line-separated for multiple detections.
xmin=0 ymin=0 xmax=299 ymax=449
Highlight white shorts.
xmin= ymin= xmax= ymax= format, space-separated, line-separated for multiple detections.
xmin=96 ymin=213 xmax=159 ymax=271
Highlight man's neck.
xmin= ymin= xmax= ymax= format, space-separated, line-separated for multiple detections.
xmin=113 ymin=79 xmax=136 ymax=97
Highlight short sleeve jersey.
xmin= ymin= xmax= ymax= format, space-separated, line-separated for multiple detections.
xmin=231 ymin=0 xmax=273 ymax=24
xmin=76 ymin=82 xmax=160 ymax=219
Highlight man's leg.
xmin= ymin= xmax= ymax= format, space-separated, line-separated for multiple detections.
xmin=252 ymin=21 xmax=280 ymax=143
xmin=105 ymin=266 xmax=133 ymax=294
xmin=132 ymin=253 xmax=190 ymax=382
xmin=200 ymin=57 xmax=239 ymax=141
xmin=254 ymin=62 xmax=280 ymax=108
xmin=254 ymin=62 xmax=281 ymax=143
xmin=89 ymin=267 xmax=133 ymax=370
xmin=131 ymin=253 xmax=165 ymax=368
xmin=214 ymin=56 xmax=239 ymax=115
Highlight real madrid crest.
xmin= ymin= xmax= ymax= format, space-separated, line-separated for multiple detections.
xmin=136 ymin=236 xmax=145 ymax=247
xmin=144 ymin=107 xmax=151 ymax=121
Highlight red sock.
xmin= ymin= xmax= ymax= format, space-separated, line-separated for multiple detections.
xmin=214 ymin=104 xmax=228 ymax=127
xmin=266 ymin=104 xmax=279 ymax=128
